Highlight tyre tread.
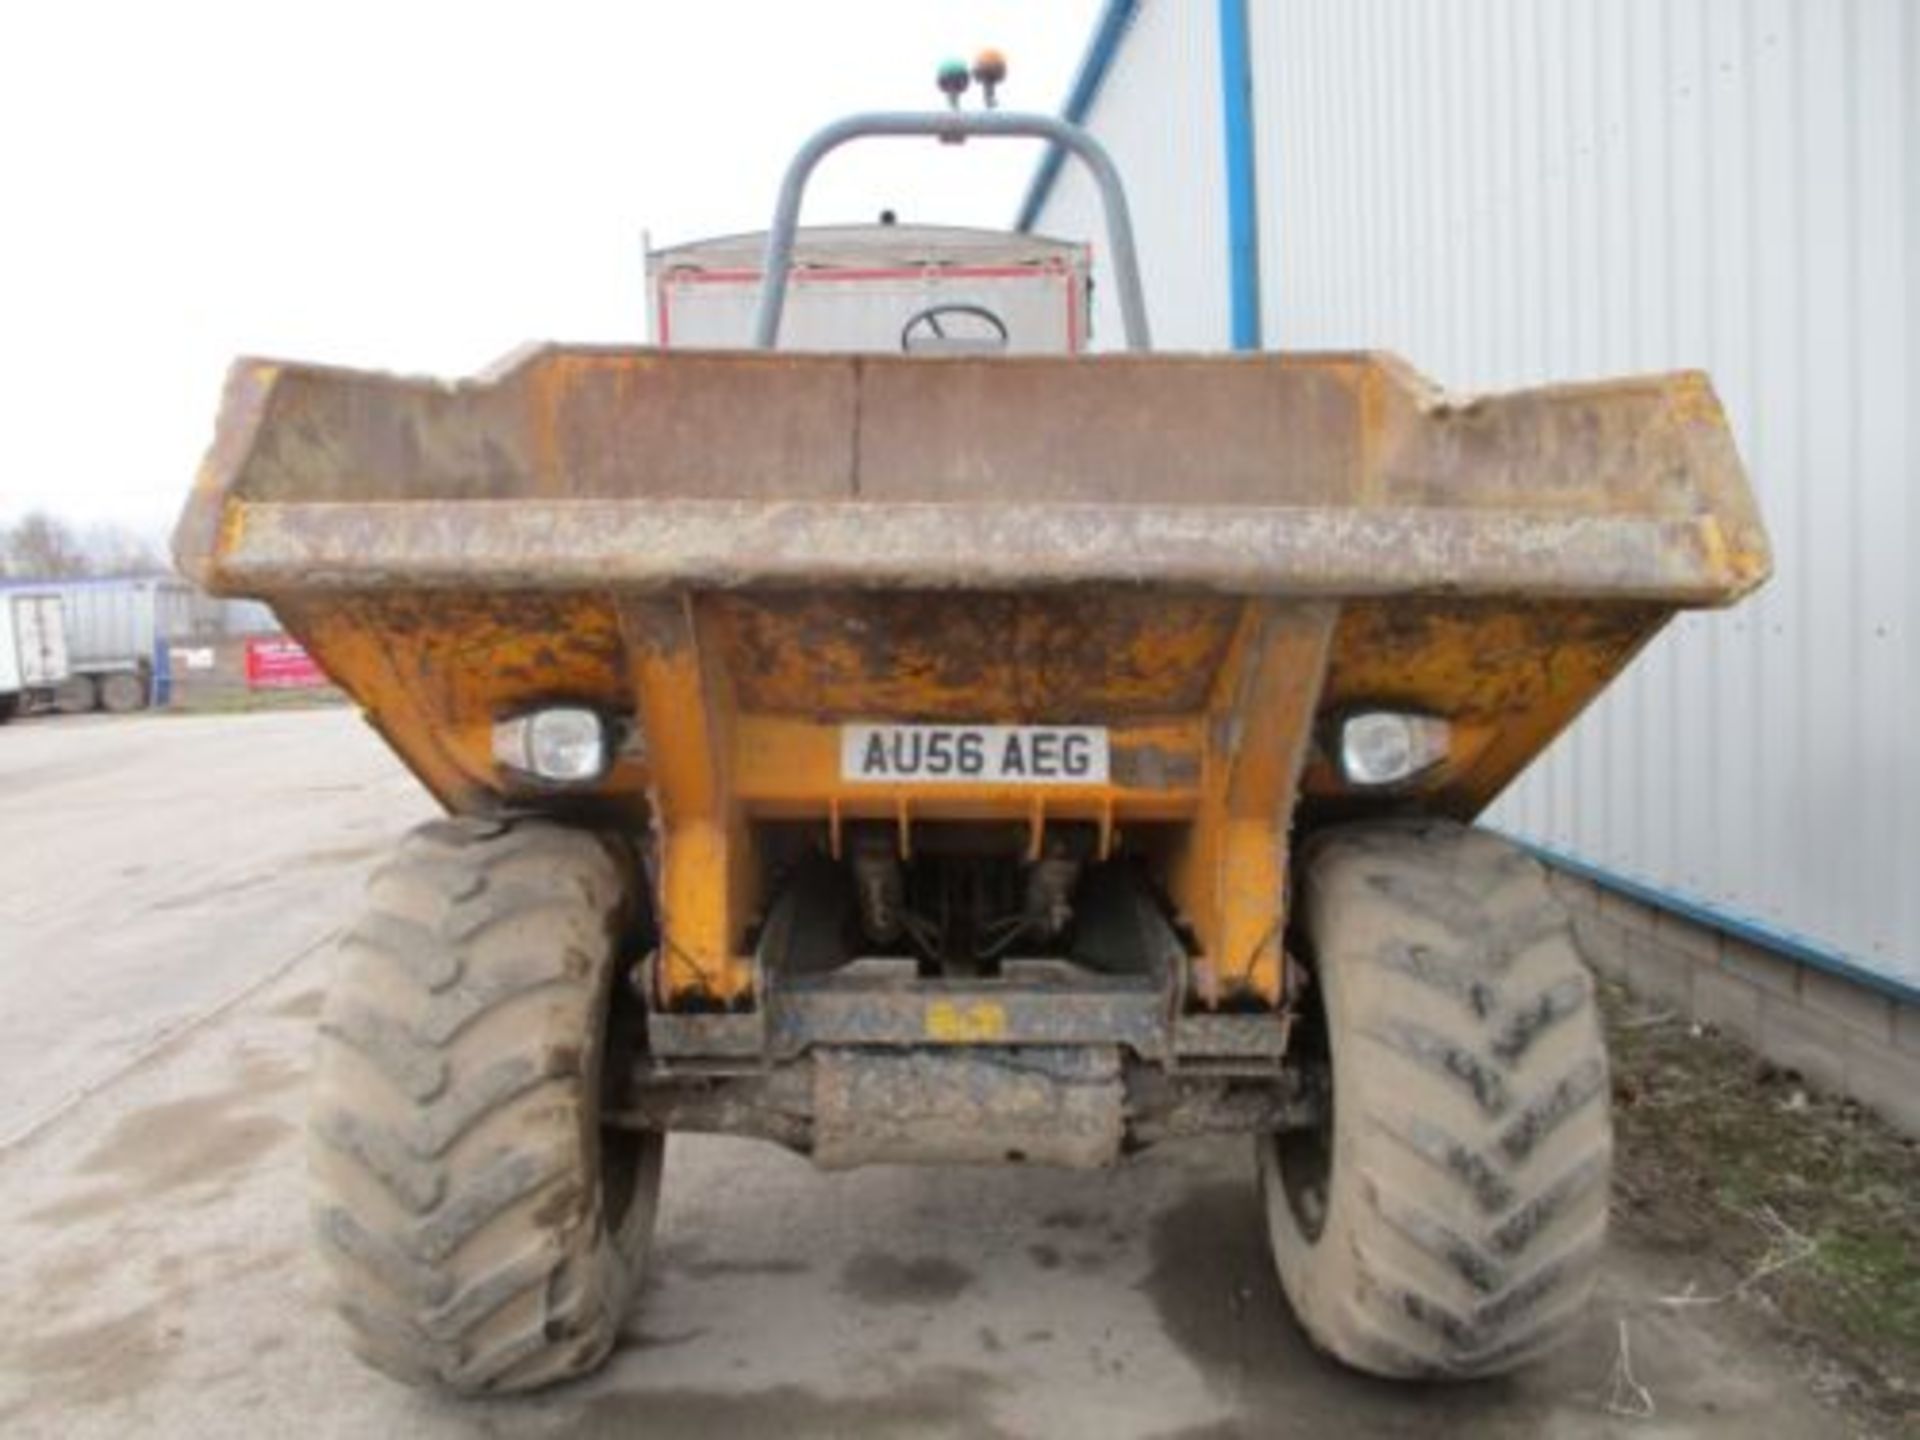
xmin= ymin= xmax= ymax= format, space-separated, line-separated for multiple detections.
xmin=1264 ymin=820 xmax=1613 ymax=1379
xmin=309 ymin=816 xmax=654 ymax=1394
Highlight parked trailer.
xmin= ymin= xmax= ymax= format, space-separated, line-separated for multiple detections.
xmin=0 ymin=589 xmax=70 ymax=722
xmin=27 ymin=576 xmax=195 ymax=713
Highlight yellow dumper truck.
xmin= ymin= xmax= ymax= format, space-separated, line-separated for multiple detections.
xmin=174 ymin=96 xmax=1768 ymax=1394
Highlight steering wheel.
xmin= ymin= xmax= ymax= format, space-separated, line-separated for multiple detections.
xmin=898 ymin=303 xmax=1011 ymax=353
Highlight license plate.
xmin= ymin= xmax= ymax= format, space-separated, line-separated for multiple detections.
xmin=841 ymin=724 xmax=1109 ymax=785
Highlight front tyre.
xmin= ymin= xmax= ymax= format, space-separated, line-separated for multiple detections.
xmin=309 ymin=817 xmax=663 ymax=1394
xmin=1262 ymin=821 xmax=1611 ymax=1378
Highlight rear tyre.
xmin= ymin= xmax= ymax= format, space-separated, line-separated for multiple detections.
xmin=52 ymin=674 xmax=98 ymax=714
xmin=98 ymin=669 xmax=149 ymax=713
xmin=1261 ymin=820 xmax=1611 ymax=1378
xmin=309 ymin=817 xmax=663 ymax=1394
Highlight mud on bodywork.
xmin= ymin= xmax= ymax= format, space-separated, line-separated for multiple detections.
xmin=175 ymin=346 xmax=1768 ymax=1024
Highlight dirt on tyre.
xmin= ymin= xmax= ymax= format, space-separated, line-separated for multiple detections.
xmin=309 ymin=816 xmax=663 ymax=1394
xmin=1261 ymin=820 xmax=1611 ymax=1378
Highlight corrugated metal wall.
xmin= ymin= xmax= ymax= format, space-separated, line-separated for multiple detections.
xmin=1249 ymin=0 xmax=1917 ymax=985
xmin=1029 ymin=0 xmax=1916 ymax=987
xmin=1034 ymin=2 xmax=1231 ymax=350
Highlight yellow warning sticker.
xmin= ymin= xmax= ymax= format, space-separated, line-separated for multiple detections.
xmin=924 ymin=999 xmax=1008 ymax=1042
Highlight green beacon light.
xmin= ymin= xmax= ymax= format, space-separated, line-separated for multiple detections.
xmin=936 ymin=57 xmax=972 ymax=109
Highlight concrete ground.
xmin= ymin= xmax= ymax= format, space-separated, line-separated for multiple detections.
xmin=0 ymin=709 xmax=1854 ymax=1438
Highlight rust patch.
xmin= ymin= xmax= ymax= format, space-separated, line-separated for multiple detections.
xmin=707 ymin=589 xmax=1240 ymax=722
xmin=1110 ymin=742 xmax=1202 ymax=791
xmin=1304 ymin=598 xmax=1667 ymax=819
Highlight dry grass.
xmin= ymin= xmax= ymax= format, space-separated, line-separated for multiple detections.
xmin=1604 ymin=979 xmax=1920 ymax=1431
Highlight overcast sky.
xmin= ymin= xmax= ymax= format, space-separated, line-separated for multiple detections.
xmin=0 ymin=1 xmax=1099 ymax=537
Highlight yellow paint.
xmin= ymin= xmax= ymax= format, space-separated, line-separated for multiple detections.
xmin=705 ymin=591 xmax=1240 ymax=721
xmin=620 ymin=596 xmax=755 ymax=1006
xmin=179 ymin=345 xmax=1765 ymax=1039
xmin=1168 ymin=605 xmax=1334 ymax=1007
xmin=269 ymin=587 xmax=1674 ymax=1020
xmin=1303 ymin=599 xmax=1667 ymax=816
xmin=926 ymin=1000 xmax=1008 ymax=1043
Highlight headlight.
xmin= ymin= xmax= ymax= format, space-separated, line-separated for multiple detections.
xmin=1337 ymin=710 xmax=1451 ymax=787
xmin=492 ymin=706 xmax=612 ymax=784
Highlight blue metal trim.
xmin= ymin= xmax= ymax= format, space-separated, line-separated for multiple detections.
xmin=1499 ymin=830 xmax=1920 ymax=1009
xmin=1015 ymin=0 xmax=1140 ymax=232
xmin=1216 ymin=0 xmax=1261 ymax=349
xmin=151 ymin=634 xmax=172 ymax=707
xmin=0 ymin=574 xmax=172 ymax=592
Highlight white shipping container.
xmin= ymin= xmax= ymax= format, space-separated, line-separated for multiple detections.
xmin=0 ymin=590 xmax=70 ymax=703
xmin=39 ymin=577 xmax=191 ymax=670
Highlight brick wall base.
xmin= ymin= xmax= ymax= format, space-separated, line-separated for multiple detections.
xmin=1546 ymin=864 xmax=1920 ymax=1139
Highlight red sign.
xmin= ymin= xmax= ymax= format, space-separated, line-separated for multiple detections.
xmin=244 ymin=636 xmax=328 ymax=690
